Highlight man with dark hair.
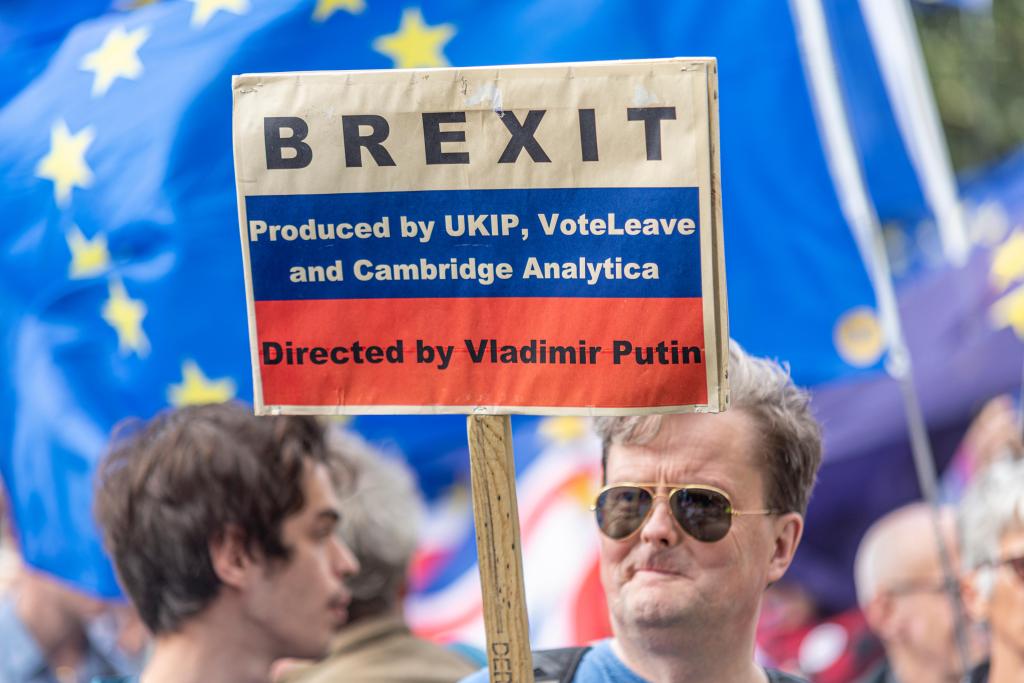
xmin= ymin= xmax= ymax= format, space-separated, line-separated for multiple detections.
xmin=461 ymin=341 xmax=821 ymax=683
xmin=94 ymin=402 xmax=359 ymax=683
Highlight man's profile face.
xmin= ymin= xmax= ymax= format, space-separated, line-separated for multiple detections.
xmin=987 ymin=524 xmax=1024 ymax=659
xmin=599 ymin=410 xmax=789 ymax=635
xmin=884 ymin=563 xmax=979 ymax=674
xmin=243 ymin=461 xmax=358 ymax=660
xmin=888 ymin=565 xmax=974 ymax=671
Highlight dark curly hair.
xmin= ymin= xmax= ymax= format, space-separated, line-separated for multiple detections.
xmin=94 ymin=402 xmax=330 ymax=634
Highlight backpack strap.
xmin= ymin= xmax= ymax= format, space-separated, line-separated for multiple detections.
xmin=532 ymin=646 xmax=592 ymax=683
xmin=764 ymin=669 xmax=811 ymax=683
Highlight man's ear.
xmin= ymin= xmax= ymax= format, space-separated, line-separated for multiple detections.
xmin=862 ymin=593 xmax=896 ymax=641
xmin=766 ymin=512 xmax=804 ymax=584
xmin=209 ymin=524 xmax=256 ymax=589
xmin=960 ymin=570 xmax=991 ymax=624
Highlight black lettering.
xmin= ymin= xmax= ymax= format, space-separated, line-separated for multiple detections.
xmin=548 ymin=345 xmax=577 ymax=364
xmin=683 ymin=346 xmax=702 ymax=364
xmin=349 ymin=340 xmax=366 ymax=363
xmin=497 ymin=110 xmax=550 ymax=163
xmin=342 ymin=115 xmax=396 ymax=167
xmin=264 ymin=117 xmax=312 ymax=169
xmin=262 ymin=341 xmax=282 ymax=364
xmin=422 ymin=112 xmax=469 ymax=164
xmin=578 ymin=109 xmax=598 ymax=162
xmin=612 ymin=340 xmax=632 ymax=364
xmin=465 ymin=339 xmax=488 ymax=363
xmin=627 ymin=107 xmax=676 ymax=161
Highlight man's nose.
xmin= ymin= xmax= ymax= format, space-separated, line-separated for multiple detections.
xmin=639 ymin=498 xmax=682 ymax=547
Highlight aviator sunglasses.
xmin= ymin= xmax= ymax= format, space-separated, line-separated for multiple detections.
xmin=592 ymin=483 xmax=777 ymax=543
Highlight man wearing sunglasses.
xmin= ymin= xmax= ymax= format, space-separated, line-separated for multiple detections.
xmin=461 ymin=342 xmax=819 ymax=683
xmin=583 ymin=342 xmax=819 ymax=683
xmin=959 ymin=456 xmax=1024 ymax=683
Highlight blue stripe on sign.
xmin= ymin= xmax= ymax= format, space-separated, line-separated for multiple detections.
xmin=246 ymin=187 xmax=701 ymax=300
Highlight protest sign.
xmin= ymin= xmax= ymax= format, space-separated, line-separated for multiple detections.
xmin=233 ymin=58 xmax=727 ymax=416
xmin=234 ymin=58 xmax=726 ymax=682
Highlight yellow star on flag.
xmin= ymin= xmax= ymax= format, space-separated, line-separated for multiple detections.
xmin=313 ymin=0 xmax=365 ymax=22
xmin=991 ymin=230 xmax=1024 ymax=293
xmin=188 ymin=0 xmax=250 ymax=28
xmin=80 ymin=25 xmax=150 ymax=96
xmin=35 ymin=120 xmax=95 ymax=206
xmin=102 ymin=279 xmax=150 ymax=356
xmin=373 ymin=8 xmax=455 ymax=69
xmin=168 ymin=360 xmax=236 ymax=407
xmin=539 ymin=416 xmax=589 ymax=444
xmin=66 ymin=226 xmax=111 ymax=279
xmin=991 ymin=284 xmax=1024 ymax=339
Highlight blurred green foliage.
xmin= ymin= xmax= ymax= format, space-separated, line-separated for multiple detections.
xmin=915 ymin=0 xmax=1024 ymax=172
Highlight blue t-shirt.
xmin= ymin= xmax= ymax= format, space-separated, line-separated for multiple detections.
xmin=459 ymin=640 xmax=646 ymax=683
xmin=458 ymin=639 xmax=808 ymax=683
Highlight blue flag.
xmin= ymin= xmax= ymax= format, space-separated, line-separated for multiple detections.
xmin=0 ymin=0 xmax=934 ymax=596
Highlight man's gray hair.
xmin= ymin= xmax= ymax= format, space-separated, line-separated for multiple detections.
xmin=593 ymin=340 xmax=821 ymax=515
xmin=958 ymin=456 xmax=1024 ymax=572
xmin=329 ymin=430 xmax=425 ymax=605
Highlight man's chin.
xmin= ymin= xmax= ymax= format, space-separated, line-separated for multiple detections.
xmin=620 ymin=595 xmax=693 ymax=629
xmin=284 ymin=635 xmax=334 ymax=663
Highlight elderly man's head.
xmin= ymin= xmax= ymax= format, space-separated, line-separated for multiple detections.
xmin=591 ymin=342 xmax=821 ymax=645
xmin=855 ymin=503 xmax=985 ymax=681
xmin=959 ymin=457 xmax=1024 ymax=675
xmin=327 ymin=430 xmax=425 ymax=620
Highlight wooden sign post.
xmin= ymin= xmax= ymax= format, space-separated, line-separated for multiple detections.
xmin=467 ymin=415 xmax=532 ymax=681
xmin=233 ymin=58 xmax=726 ymax=682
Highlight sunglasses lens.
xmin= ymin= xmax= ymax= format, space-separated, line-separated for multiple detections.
xmin=670 ymin=488 xmax=732 ymax=542
xmin=596 ymin=486 xmax=653 ymax=540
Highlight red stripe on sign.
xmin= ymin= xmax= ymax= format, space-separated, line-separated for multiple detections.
xmin=254 ymin=297 xmax=707 ymax=409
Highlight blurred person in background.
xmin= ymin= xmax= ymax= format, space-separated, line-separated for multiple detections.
xmin=854 ymin=503 xmax=986 ymax=683
xmin=958 ymin=457 xmax=1024 ymax=683
xmin=940 ymin=395 xmax=1023 ymax=502
xmin=93 ymin=403 xmax=359 ymax=683
xmin=0 ymin=479 xmax=145 ymax=683
xmin=277 ymin=430 xmax=476 ymax=683
xmin=756 ymin=578 xmax=884 ymax=681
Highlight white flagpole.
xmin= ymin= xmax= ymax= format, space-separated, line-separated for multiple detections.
xmin=788 ymin=0 xmax=971 ymax=673
xmin=859 ymin=0 xmax=970 ymax=266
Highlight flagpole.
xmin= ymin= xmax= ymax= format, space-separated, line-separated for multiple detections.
xmin=859 ymin=0 xmax=970 ymax=266
xmin=789 ymin=0 xmax=972 ymax=674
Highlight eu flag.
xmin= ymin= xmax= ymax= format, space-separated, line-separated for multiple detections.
xmin=0 ymin=0 xmax=934 ymax=596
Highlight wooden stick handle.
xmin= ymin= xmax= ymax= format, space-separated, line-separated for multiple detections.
xmin=467 ymin=414 xmax=534 ymax=683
